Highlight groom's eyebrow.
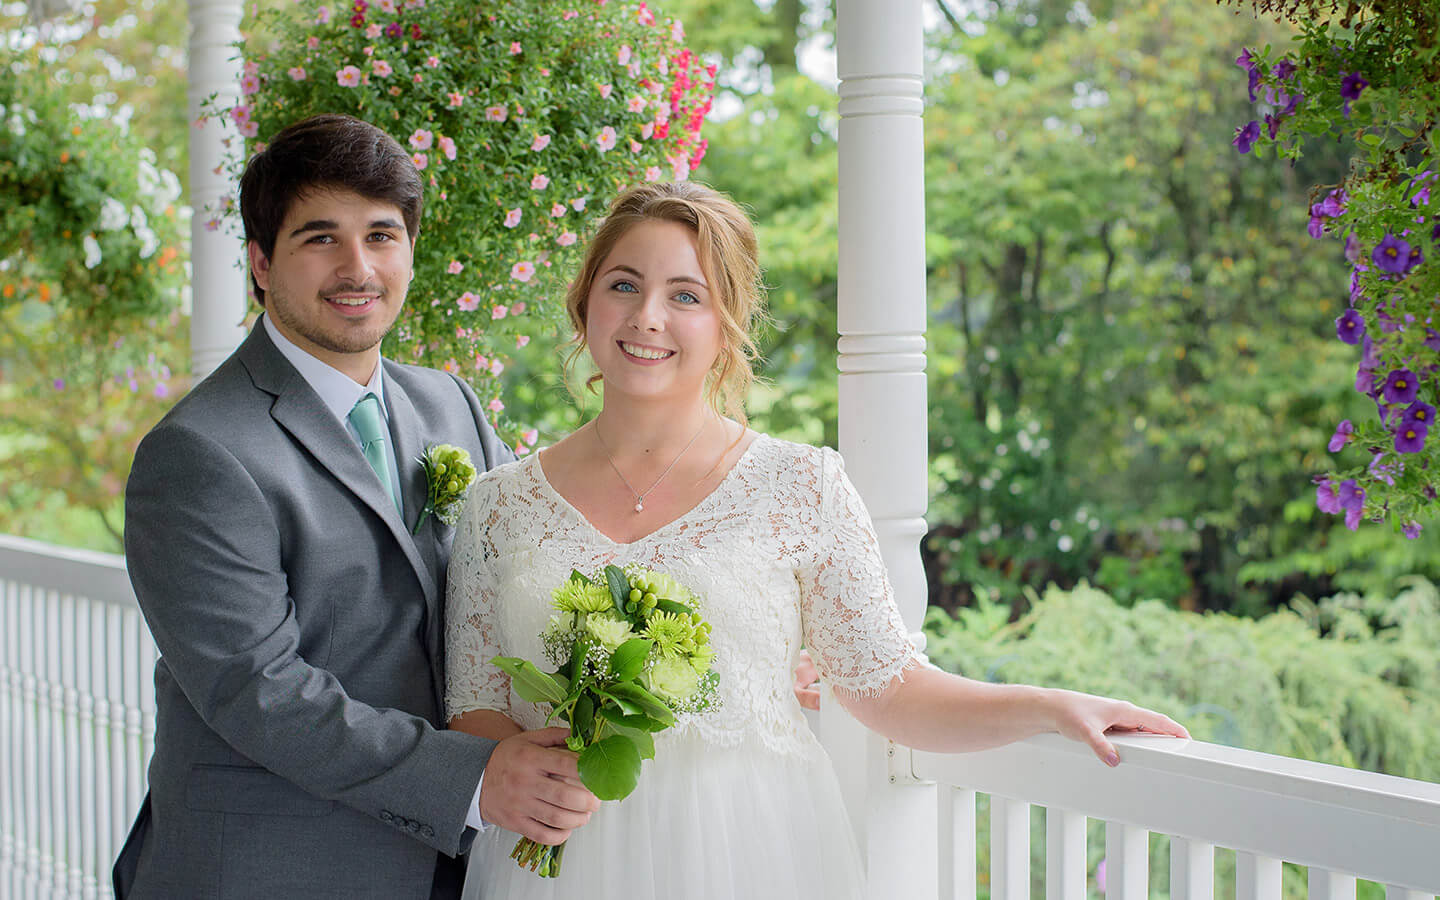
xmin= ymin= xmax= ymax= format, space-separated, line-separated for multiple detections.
xmin=288 ymin=217 xmax=404 ymax=238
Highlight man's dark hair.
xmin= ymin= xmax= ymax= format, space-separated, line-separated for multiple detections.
xmin=239 ymin=114 xmax=423 ymax=305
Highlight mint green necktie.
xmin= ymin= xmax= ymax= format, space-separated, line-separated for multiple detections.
xmin=349 ymin=393 xmax=400 ymax=512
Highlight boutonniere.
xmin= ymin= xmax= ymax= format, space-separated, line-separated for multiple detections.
xmin=413 ymin=444 xmax=477 ymax=534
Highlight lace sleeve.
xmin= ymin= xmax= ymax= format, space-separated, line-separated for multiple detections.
xmin=443 ymin=481 xmax=512 ymax=720
xmin=796 ymin=447 xmax=918 ymax=698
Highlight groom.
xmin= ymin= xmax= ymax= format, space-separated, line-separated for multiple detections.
xmin=113 ymin=114 xmax=598 ymax=898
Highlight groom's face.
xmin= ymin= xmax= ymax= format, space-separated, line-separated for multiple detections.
xmin=249 ymin=187 xmax=414 ymax=380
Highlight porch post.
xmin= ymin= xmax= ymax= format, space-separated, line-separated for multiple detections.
xmin=187 ymin=0 xmax=247 ymax=379
xmin=826 ymin=0 xmax=935 ymax=898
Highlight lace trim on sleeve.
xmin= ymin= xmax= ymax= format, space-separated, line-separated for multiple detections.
xmin=798 ymin=447 xmax=919 ymax=698
xmin=443 ymin=472 xmax=514 ymax=720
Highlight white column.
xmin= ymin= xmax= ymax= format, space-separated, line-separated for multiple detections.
xmin=828 ymin=0 xmax=931 ymax=898
xmin=188 ymin=0 xmax=247 ymax=379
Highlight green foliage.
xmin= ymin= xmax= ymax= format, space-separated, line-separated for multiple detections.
xmin=924 ymin=580 xmax=1440 ymax=781
xmin=0 ymin=46 xmax=189 ymax=549
xmin=223 ymin=0 xmax=715 ymax=445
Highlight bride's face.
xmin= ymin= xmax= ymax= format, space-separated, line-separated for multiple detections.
xmin=585 ymin=219 xmax=723 ymax=405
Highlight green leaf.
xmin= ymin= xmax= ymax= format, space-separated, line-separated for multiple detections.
xmin=569 ymin=569 xmax=591 ymax=585
xmin=571 ymin=693 xmax=595 ymax=742
xmin=654 ymin=599 xmax=694 ymax=617
xmin=598 ymin=706 xmax=669 ymax=733
xmin=577 ymin=734 xmax=643 ymax=800
xmin=609 ymin=638 xmax=652 ymax=682
xmin=604 ymin=721 xmax=656 ymax=760
xmin=605 ymin=564 xmax=631 ymax=609
xmin=607 ymin=682 xmax=675 ymax=726
xmin=596 ymin=691 xmax=643 ymax=716
xmin=492 ymin=657 xmax=566 ymax=705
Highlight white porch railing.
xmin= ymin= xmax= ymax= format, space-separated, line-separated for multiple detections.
xmin=0 ymin=535 xmax=156 ymax=900
xmin=2 ymin=535 xmax=1438 ymax=900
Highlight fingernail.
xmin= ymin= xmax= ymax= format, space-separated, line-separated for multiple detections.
xmin=1106 ymin=751 xmax=1120 ymax=767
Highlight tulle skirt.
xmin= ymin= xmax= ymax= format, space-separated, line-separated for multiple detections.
xmin=461 ymin=731 xmax=866 ymax=900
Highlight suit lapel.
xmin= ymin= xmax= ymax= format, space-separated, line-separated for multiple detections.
xmin=239 ymin=325 xmax=437 ymax=612
xmin=384 ymin=371 xmax=443 ymax=591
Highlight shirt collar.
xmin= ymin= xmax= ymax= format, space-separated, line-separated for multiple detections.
xmin=262 ymin=313 xmax=387 ymax=423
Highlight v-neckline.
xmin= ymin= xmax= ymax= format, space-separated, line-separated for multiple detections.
xmin=534 ymin=433 xmax=766 ymax=546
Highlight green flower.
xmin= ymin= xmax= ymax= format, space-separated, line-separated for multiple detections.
xmin=584 ymin=613 xmax=635 ymax=651
xmin=553 ymin=579 xmax=615 ymax=614
xmin=643 ymin=610 xmax=698 ymax=659
xmin=629 ymin=568 xmax=697 ymax=606
xmin=646 ymin=656 xmax=700 ymax=703
xmin=413 ymin=444 xmax=477 ymax=533
xmin=688 ymin=643 xmax=716 ymax=676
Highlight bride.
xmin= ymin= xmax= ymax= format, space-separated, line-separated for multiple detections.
xmin=444 ymin=181 xmax=1187 ymax=899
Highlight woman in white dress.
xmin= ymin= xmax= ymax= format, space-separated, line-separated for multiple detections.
xmin=444 ymin=182 xmax=1187 ymax=899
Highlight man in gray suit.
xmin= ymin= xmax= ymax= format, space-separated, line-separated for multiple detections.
xmin=114 ymin=114 xmax=598 ymax=898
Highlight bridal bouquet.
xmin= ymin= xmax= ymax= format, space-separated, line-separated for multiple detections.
xmin=492 ymin=563 xmax=719 ymax=877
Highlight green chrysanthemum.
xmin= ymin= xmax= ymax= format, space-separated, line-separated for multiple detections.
xmin=552 ymin=579 xmax=614 ymax=614
xmin=584 ymin=613 xmax=636 ymax=651
xmin=688 ymin=643 xmax=716 ymax=676
xmin=643 ymin=610 xmax=698 ymax=658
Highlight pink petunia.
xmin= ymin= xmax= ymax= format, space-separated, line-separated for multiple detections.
xmin=637 ymin=3 xmax=654 ymax=25
xmin=494 ymin=302 xmax=512 ymax=317
xmin=372 ymin=59 xmax=393 ymax=77
xmin=595 ymin=126 xmax=617 ymax=152
xmin=412 ymin=73 xmax=424 ymax=84
xmin=230 ymin=104 xmax=253 ymax=124
xmin=315 ymin=5 xmax=331 ymax=23
xmin=671 ymin=19 xmax=684 ymax=40
xmin=411 ymin=152 xmax=428 ymax=170
xmin=509 ymin=41 xmax=522 ymax=55
xmin=488 ymin=398 xmax=505 ymax=413
xmin=377 ymin=0 xmax=397 ymax=11
xmin=550 ymin=203 xmax=566 ymax=218
xmin=531 ymin=134 xmax=552 ymax=151
xmin=438 ymin=135 xmax=456 ymax=160
xmin=630 ymin=139 xmax=642 ymax=153
xmin=204 ymin=218 xmax=221 ymax=232
xmin=409 ymin=129 xmax=433 ymax=150
xmin=287 ymin=67 xmax=308 ymax=81
xmin=510 ymin=261 xmax=535 ymax=282
xmin=242 ymin=60 xmax=258 ymax=78
xmin=644 ymin=166 xmax=661 ymax=182
xmin=240 ymin=74 xmax=260 ymax=95
xmin=448 ymin=91 xmax=464 ymax=107
xmin=504 ymin=208 xmax=522 ymax=228
xmin=238 ymin=120 xmax=259 ymax=138
xmin=598 ymin=84 xmax=613 ymax=99
xmin=425 ymin=55 xmax=441 ymax=68
xmin=562 ymin=10 xmax=578 ymax=20
xmin=557 ymin=231 xmax=577 ymax=246
xmin=627 ymin=96 xmax=646 ymax=113
xmin=530 ymin=174 xmax=550 ymax=190
xmin=485 ymin=105 xmax=508 ymax=122
xmin=640 ymin=122 xmax=654 ymax=139
xmin=448 ymin=260 xmax=464 ymax=274
xmin=456 ymin=292 xmax=480 ymax=311
xmin=365 ymin=23 xmax=383 ymax=39
xmin=571 ymin=197 xmax=587 ymax=212
xmin=511 ymin=302 xmax=527 ymax=314
xmin=617 ymin=44 xmax=632 ymax=66
xmin=521 ymin=428 xmax=539 ymax=445
xmin=516 ymin=335 xmax=531 ymax=348
xmin=489 ymin=358 xmax=505 ymax=376
xmin=474 ymin=355 xmax=489 ymax=370
xmin=307 ymin=36 xmax=321 ymax=49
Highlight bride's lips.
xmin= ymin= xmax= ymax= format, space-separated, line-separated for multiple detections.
xmin=618 ymin=340 xmax=675 ymax=364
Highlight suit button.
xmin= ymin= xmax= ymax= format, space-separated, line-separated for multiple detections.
xmin=408 ymin=820 xmax=422 ymax=833
xmin=380 ymin=811 xmax=393 ymax=823
xmin=422 ymin=825 xmax=435 ymax=838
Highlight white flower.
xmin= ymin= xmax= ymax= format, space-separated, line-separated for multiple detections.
xmin=82 ymin=234 xmax=102 ymax=269
xmin=136 ymin=227 xmax=159 ymax=259
xmin=584 ymin=614 xmax=636 ymax=652
xmin=99 ymin=197 xmax=129 ymax=231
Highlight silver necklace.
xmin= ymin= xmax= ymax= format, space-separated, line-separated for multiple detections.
xmin=593 ymin=418 xmax=707 ymax=513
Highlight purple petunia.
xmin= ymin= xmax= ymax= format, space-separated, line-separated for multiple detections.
xmin=1236 ymin=49 xmax=1260 ymax=102
xmin=1372 ymin=234 xmax=1414 ymax=275
xmin=1395 ymin=421 xmax=1428 ymax=453
xmin=1319 ymin=190 xmax=1345 ymax=218
xmin=1403 ymin=522 xmax=1423 ymax=540
xmin=1335 ymin=309 xmax=1366 ymax=345
xmin=1337 ymin=478 xmax=1366 ymax=530
xmin=1403 ymin=401 xmax=1435 ymax=427
xmin=1383 ymin=368 xmax=1420 ymax=404
xmin=1316 ymin=479 xmax=1343 ymax=514
xmin=1426 ymin=328 xmax=1440 ymax=352
xmin=1232 ymin=120 xmax=1261 ymax=154
xmin=1340 ymin=71 xmax=1369 ymax=100
xmin=1328 ymin=419 xmax=1354 ymax=452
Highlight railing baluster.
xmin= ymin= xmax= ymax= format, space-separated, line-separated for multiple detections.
xmin=106 ymin=604 xmax=127 ymax=880
xmin=1105 ymin=822 xmax=1149 ymax=900
xmin=1308 ymin=868 xmax=1356 ymax=900
xmin=77 ymin=601 xmax=99 ymax=900
xmin=1171 ymin=837 xmax=1215 ymax=900
xmin=1237 ymin=852 xmax=1283 ymax=900
xmin=91 ymin=603 xmax=112 ymax=900
xmin=945 ymin=787 xmax=976 ymax=900
xmin=992 ymin=796 xmax=1031 ymax=900
xmin=1046 ymin=807 xmax=1086 ymax=900
xmin=20 ymin=586 xmax=41 ymax=896
xmin=2 ymin=579 xmax=19 ymax=900
xmin=43 ymin=589 xmax=64 ymax=894
xmin=62 ymin=595 xmax=83 ymax=898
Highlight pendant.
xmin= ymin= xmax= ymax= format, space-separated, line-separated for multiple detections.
xmin=634 ymin=499 xmax=645 ymax=513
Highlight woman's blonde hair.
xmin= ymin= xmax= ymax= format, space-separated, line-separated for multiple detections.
xmin=564 ymin=181 xmax=766 ymax=422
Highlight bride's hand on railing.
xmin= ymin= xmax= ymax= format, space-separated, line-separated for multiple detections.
xmin=1044 ymin=688 xmax=1190 ymax=767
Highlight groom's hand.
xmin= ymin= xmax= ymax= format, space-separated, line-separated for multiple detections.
xmin=479 ymin=727 xmax=600 ymax=845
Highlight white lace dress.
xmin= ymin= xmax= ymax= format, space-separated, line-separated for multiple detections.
xmin=445 ymin=434 xmax=917 ymax=900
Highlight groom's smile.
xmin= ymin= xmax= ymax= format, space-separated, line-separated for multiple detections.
xmin=248 ymin=187 xmax=415 ymax=383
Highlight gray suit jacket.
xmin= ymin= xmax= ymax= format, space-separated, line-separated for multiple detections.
xmin=114 ymin=322 xmax=514 ymax=899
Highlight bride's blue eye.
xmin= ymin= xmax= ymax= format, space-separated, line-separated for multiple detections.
xmin=612 ymin=280 xmax=639 ymax=293
xmin=674 ymin=291 xmax=700 ymax=305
